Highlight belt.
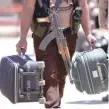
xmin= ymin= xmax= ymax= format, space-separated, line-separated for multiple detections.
xmin=51 ymin=5 xmax=73 ymax=11
xmin=62 ymin=27 xmax=71 ymax=32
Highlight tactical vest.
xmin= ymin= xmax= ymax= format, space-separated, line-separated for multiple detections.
xmin=31 ymin=0 xmax=81 ymax=37
xmin=33 ymin=0 xmax=50 ymax=20
xmin=33 ymin=0 xmax=79 ymax=19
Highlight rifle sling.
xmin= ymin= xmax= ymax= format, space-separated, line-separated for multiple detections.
xmin=39 ymin=31 xmax=56 ymax=51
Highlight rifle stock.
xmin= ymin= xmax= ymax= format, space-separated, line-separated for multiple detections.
xmin=58 ymin=43 xmax=70 ymax=60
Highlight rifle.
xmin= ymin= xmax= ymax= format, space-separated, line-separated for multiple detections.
xmin=39 ymin=9 xmax=73 ymax=83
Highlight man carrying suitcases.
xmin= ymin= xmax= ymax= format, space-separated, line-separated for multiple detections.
xmin=16 ymin=0 xmax=96 ymax=108
xmin=98 ymin=0 xmax=109 ymax=102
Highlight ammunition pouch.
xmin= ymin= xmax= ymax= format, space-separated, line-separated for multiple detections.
xmin=31 ymin=19 xmax=50 ymax=38
xmin=71 ymin=7 xmax=82 ymax=34
xmin=70 ymin=0 xmax=82 ymax=34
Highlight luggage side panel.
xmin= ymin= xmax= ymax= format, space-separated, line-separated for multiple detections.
xmin=0 ymin=57 xmax=18 ymax=103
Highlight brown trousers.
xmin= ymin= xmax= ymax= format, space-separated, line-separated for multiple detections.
xmin=33 ymin=29 xmax=77 ymax=108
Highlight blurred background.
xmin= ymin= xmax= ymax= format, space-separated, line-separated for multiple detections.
xmin=0 ymin=0 xmax=23 ymax=37
xmin=0 ymin=0 xmax=34 ymax=58
xmin=0 ymin=0 xmax=108 ymax=53
xmin=0 ymin=0 xmax=100 ymax=37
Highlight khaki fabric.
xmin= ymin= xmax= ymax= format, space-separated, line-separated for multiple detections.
xmin=31 ymin=20 xmax=50 ymax=38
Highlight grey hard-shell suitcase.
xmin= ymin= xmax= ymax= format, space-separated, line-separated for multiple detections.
xmin=0 ymin=53 xmax=45 ymax=104
xmin=71 ymin=48 xmax=108 ymax=94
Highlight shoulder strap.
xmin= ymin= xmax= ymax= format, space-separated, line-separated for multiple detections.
xmin=72 ymin=0 xmax=79 ymax=10
xmin=33 ymin=0 xmax=50 ymax=19
xmin=55 ymin=0 xmax=61 ymax=9
xmin=37 ymin=0 xmax=50 ymax=8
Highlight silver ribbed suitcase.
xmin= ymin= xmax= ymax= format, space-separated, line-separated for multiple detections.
xmin=71 ymin=48 xmax=108 ymax=94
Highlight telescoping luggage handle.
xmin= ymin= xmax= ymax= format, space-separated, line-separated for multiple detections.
xmin=19 ymin=67 xmax=45 ymax=99
xmin=19 ymin=68 xmax=45 ymax=99
xmin=18 ymin=48 xmax=45 ymax=98
xmin=97 ymin=61 xmax=108 ymax=81
xmin=19 ymin=69 xmax=41 ymax=95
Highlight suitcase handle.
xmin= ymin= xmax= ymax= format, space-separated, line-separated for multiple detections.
xmin=97 ymin=63 xmax=108 ymax=80
xmin=19 ymin=48 xmax=26 ymax=59
xmin=21 ymin=48 xmax=25 ymax=55
xmin=90 ymin=43 xmax=95 ymax=50
xmin=21 ymin=48 xmax=26 ymax=57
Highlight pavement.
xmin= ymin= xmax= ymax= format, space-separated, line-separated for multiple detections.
xmin=0 ymin=37 xmax=109 ymax=109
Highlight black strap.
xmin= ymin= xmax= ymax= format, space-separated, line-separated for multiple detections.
xmin=37 ymin=0 xmax=49 ymax=8
xmin=34 ymin=0 xmax=50 ymax=18
xmin=72 ymin=0 xmax=79 ymax=10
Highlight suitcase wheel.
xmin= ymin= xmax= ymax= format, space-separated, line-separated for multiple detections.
xmin=39 ymin=97 xmax=45 ymax=104
xmin=38 ymin=80 xmax=45 ymax=86
xmin=37 ymin=62 xmax=45 ymax=69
